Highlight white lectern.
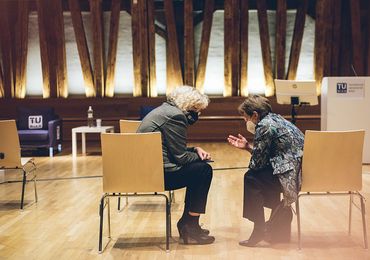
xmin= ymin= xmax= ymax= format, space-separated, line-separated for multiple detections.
xmin=321 ymin=77 xmax=369 ymax=163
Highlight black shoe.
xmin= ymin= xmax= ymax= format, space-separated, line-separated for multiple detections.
xmin=178 ymin=223 xmax=215 ymax=245
xmin=239 ymin=228 xmax=265 ymax=247
xmin=177 ymin=220 xmax=210 ymax=237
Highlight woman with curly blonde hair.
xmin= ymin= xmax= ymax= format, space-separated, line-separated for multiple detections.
xmin=138 ymin=86 xmax=215 ymax=245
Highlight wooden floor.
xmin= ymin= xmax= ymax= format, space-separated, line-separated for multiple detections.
xmin=0 ymin=142 xmax=370 ymax=259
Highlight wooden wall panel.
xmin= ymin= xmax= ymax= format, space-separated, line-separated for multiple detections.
xmin=0 ymin=2 xmax=15 ymax=98
xmin=14 ymin=0 xmax=29 ymax=99
xmin=68 ymin=0 xmax=95 ymax=97
xmin=164 ymin=0 xmax=183 ymax=93
xmin=184 ymin=0 xmax=195 ymax=86
xmin=367 ymin=1 xmax=370 ymax=75
xmin=90 ymin=0 xmax=105 ymax=97
xmin=195 ymin=0 xmax=214 ymax=93
xmin=256 ymin=0 xmax=274 ymax=96
xmin=105 ymin=0 xmax=120 ymax=97
xmin=349 ymin=0 xmax=363 ymax=75
xmin=275 ymin=0 xmax=286 ymax=80
xmin=287 ymin=0 xmax=308 ymax=80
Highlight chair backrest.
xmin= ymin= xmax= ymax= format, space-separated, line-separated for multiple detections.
xmin=0 ymin=120 xmax=22 ymax=168
xmin=17 ymin=106 xmax=56 ymax=130
xmin=101 ymin=132 xmax=164 ymax=193
xmin=302 ymin=130 xmax=365 ymax=192
xmin=119 ymin=119 xmax=141 ymax=133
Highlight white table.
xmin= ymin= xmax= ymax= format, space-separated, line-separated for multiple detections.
xmin=72 ymin=126 xmax=114 ymax=158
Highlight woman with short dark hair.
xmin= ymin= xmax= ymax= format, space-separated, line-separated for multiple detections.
xmin=228 ymin=95 xmax=304 ymax=247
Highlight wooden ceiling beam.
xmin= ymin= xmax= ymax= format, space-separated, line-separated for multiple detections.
xmin=256 ymin=0 xmax=274 ymax=96
xmin=239 ymin=0 xmax=249 ymax=96
xmin=0 ymin=2 xmax=15 ymax=98
xmin=287 ymin=0 xmax=308 ymax=80
xmin=164 ymin=0 xmax=183 ymax=93
xmin=68 ymin=0 xmax=95 ymax=97
xmin=90 ymin=0 xmax=105 ymax=97
xmin=195 ymin=0 xmax=214 ymax=93
xmin=184 ymin=0 xmax=195 ymax=86
xmin=275 ymin=0 xmax=286 ymax=80
xmin=105 ymin=0 xmax=121 ymax=97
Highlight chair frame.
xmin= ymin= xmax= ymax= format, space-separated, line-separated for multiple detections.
xmin=98 ymin=192 xmax=171 ymax=253
xmin=1 ymin=159 xmax=38 ymax=210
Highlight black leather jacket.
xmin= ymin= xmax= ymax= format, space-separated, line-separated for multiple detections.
xmin=137 ymin=101 xmax=200 ymax=172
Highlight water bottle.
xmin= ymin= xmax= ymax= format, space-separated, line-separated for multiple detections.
xmin=87 ymin=106 xmax=94 ymax=127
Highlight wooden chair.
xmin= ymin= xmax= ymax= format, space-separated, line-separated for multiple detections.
xmin=118 ymin=120 xmax=175 ymax=210
xmin=0 ymin=120 xmax=37 ymax=209
xmin=297 ymin=130 xmax=367 ymax=249
xmin=99 ymin=132 xmax=171 ymax=253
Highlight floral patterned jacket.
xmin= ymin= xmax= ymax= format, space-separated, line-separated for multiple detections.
xmin=249 ymin=113 xmax=304 ymax=205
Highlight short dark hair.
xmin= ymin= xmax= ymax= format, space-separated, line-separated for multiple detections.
xmin=238 ymin=95 xmax=272 ymax=119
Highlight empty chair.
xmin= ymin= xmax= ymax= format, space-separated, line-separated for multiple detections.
xmin=0 ymin=120 xmax=37 ymax=209
xmin=296 ymin=130 xmax=367 ymax=249
xmin=99 ymin=132 xmax=171 ymax=252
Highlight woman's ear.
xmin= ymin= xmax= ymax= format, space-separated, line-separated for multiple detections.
xmin=252 ymin=111 xmax=259 ymax=122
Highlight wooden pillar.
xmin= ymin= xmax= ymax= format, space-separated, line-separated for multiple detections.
xmin=239 ymin=0 xmax=249 ymax=97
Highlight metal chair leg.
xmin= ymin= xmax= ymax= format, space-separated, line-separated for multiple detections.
xmin=296 ymin=196 xmax=302 ymax=250
xmin=165 ymin=196 xmax=170 ymax=252
xmin=107 ymin=198 xmax=111 ymax=238
xmin=20 ymin=170 xmax=27 ymax=210
xmin=98 ymin=196 xmax=105 ymax=253
xmin=360 ymin=195 xmax=368 ymax=249
xmin=348 ymin=192 xmax=353 ymax=235
xmin=117 ymin=195 xmax=121 ymax=211
xmin=33 ymin=177 xmax=38 ymax=202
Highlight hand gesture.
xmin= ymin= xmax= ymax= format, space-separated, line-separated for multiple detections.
xmin=195 ymin=147 xmax=211 ymax=160
xmin=227 ymin=134 xmax=249 ymax=150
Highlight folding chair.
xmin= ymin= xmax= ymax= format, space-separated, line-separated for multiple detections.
xmin=0 ymin=120 xmax=37 ymax=209
xmin=297 ymin=130 xmax=367 ymax=249
xmin=99 ymin=132 xmax=171 ymax=252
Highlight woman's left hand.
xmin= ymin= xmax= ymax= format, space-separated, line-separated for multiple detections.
xmin=195 ymin=147 xmax=211 ymax=160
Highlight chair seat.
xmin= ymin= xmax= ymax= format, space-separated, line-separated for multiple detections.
xmin=18 ymin=130 xmax=49 ymax=142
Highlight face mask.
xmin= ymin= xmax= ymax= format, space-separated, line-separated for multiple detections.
xmin=246 ymin=120 xmax=256 ymax=134
xmin=186 ymin=110 xmax=199 ymax=125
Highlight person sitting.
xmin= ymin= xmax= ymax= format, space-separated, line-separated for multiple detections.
xmin=137 ymin=86 xmax=215 ymax=245
xmin=227 ymin=95 xmax=304 ymax=247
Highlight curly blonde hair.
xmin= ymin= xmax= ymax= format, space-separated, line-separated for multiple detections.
xmin=167 ymin=86 xmax=210 ymax=112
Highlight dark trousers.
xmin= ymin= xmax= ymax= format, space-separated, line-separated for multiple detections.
xmin=164 ymin=162 xmax=213 ymax=214
xmin=243 ymin=166 xmax=281 ymax=224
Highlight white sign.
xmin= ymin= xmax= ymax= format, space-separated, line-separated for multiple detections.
xmin=335 ymin=79 xmax=365 ymax=98
xmin=28 ymin=115 xmax=43 ymax=129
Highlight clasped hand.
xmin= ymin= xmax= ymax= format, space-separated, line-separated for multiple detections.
xmin=195 ymin=147 xmax=211 ymax=160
